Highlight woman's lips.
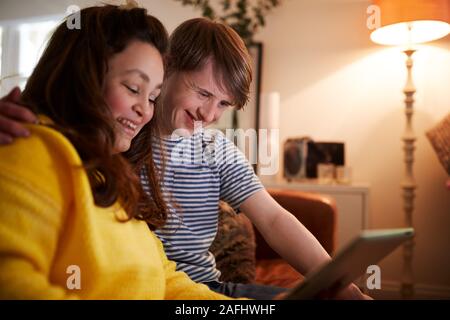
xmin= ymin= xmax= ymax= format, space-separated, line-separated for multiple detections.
xmin=117 ymin=117 xmax=138 ymax=138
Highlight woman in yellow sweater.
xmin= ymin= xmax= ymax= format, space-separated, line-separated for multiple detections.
xmin=0 ymin=4 xmax=230 ymax=300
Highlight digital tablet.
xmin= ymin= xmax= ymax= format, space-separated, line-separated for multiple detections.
xmin=283 ymin=228 xmax=415 ymax=300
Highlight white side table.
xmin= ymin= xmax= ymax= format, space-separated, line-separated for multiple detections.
xmin=262 ymin=179 xmax=370 ymax=251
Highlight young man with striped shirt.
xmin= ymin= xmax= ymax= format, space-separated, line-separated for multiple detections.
xmin=142 ymin=18 xmax=367 ymax=299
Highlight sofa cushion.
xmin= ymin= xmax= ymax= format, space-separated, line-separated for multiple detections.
xmin=210 ymin=201 xmax=256 ymax=283
xmin=255 ymin=259 xmax=303 ymax=288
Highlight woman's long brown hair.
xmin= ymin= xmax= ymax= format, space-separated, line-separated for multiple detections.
xmin=21 ymin=5 xmax=168 ymax=229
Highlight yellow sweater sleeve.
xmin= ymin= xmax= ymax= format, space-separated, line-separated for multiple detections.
xmin=0 ymin=126 xmax=79 ymax=299
xmin=152 ymin=236 xmax=232 ymax=300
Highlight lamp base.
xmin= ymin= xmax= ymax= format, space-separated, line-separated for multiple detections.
xmin=401 ymin=282 xmax=415 ymax=299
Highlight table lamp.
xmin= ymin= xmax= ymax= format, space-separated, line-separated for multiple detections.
xmin=370 ymin=0 xmax=450 ymax=299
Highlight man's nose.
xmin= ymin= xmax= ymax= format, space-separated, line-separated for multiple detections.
xmin=197 ymin=101 xmax=216 ymax=124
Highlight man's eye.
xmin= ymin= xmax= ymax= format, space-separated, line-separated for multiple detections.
xmin=199 ymin=91 xmax=209 ymax=98
xmin=220 ymin=102 xmax=232 ymax=108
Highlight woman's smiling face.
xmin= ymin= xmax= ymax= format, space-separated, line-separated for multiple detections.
xmin=103 ymin=40 xmax=164 ymax=153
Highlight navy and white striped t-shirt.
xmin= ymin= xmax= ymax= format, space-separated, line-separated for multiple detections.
xmin=140 ymin=129 xmax=263 ymax=283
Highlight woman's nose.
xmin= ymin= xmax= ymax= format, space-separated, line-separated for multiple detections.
xmin=133 ymin=102 xmax=153 ymax=122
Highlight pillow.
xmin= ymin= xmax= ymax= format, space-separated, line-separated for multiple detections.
xmin=210 ymin=201 xmax=256 ymax=284
xmin=426 ymin=113 xmax=450 ymax=175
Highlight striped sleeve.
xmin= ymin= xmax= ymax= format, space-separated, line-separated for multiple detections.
xmin=213 ymin=131 xmax=263 ymax=212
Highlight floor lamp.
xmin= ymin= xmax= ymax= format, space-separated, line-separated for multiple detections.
xmin=370 ymin=0 xmax=450 ymax=299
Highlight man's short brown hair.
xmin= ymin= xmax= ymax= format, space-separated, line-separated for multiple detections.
xmin=167 ymin=18 xmax=252 ymax=109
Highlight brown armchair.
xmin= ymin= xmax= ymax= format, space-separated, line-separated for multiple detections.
xmin=211 ymin=188 xmax=337 ymax=288
xmin=253 ymin=188 xmax=337 ymax=288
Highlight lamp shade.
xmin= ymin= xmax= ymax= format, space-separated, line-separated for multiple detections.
xmin=370 ymin=0 xmax=450 ymax=45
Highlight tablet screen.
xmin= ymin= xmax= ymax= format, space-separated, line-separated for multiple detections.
xmin=284 ymin=228 xmax=414 ymax=300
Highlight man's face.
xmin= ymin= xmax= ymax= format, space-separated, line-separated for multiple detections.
xmin=161 ymin=59 xmax=235 ymax=136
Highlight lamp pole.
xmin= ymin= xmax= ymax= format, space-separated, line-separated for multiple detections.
xmin=370 ymin=0 xmax=450 ymax=300
xmin=401 ymin=48 xmax=416 ymax=299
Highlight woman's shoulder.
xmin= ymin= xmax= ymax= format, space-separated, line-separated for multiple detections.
xmin=0 ymin=123 xmax=83 ymax=195
xmin=4 ymin=123 xmax=81 ymax=165
xmin=0 ymin=125 xmax=84 ymax=208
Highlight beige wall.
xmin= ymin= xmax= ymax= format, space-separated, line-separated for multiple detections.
xmin=1 ymin=0 xmax=449 ymax=296
xmin=256 ymin=0 xmax=450 ymax=295
xmin=0 ymin=0 xmax=198 ymax=32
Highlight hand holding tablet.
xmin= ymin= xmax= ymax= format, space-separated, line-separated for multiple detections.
xmin=283 ymin=228 xmax=414 ymax=300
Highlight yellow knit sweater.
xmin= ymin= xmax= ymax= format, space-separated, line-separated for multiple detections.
xmin=0 ymin=123 xmax=230 ymax=300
